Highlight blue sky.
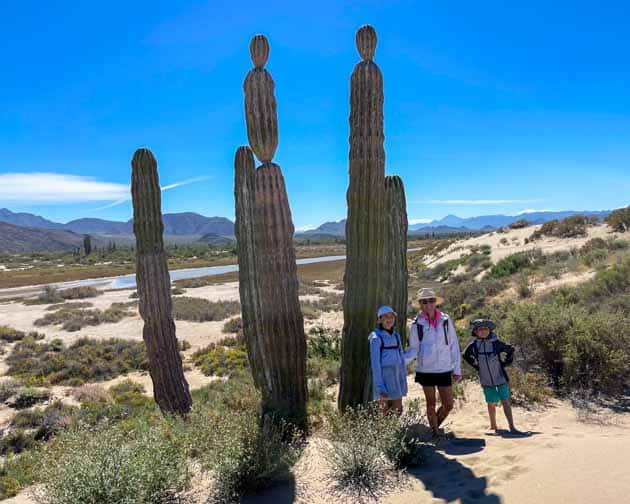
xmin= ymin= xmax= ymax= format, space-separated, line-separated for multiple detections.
xmin=1 ymin=1 xmax=629 ymax=229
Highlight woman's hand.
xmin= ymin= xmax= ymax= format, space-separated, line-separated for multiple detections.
xmin=452 ymin=374 xmax=462 ymax=383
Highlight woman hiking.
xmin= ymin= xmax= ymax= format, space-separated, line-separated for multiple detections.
xmin=405 ymin=288 xmax=462 ymax=436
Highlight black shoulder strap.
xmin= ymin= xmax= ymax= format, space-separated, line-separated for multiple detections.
xmin=443 ymin=319 xmax=449 ymax=345
xmin=414 ymin=317 xmax=424 ymax=342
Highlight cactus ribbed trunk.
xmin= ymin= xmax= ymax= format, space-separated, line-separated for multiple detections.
xmin=234 ymin=146 xmax=266 ymax=388
xmin=235 ymin=35 xmax=307 ymax=428
xmin=131 ymin=148 xmax=192 ymax=416
xmin=339 ymin=25 xmax=408 ymax=410
xmin=384 ymin=176 xmax=408 ymax=340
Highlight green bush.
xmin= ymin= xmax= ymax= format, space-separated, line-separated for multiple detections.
xmin=489 ymin=251 xmax=533 ymax=278
xmin=0 ymin=326 xmax=45 ymax=343
xmin=6 ymin=337 xmax=147 ymax=386
xmin=11 ymin=388 xmax=51 ymax=409
xmin=530 ymin=215 xmax=597 ymax=240
xmin=34 ymin=424 xmax=189 ymax=504
xmin=34 ymin=304 xmax=134 ymax=332
xmin=202 ymin=411 xmax=301 ymax=502
xmin=192 ymin=345 xmax=248 ymax=377
xmin=605 ymin=206 xmax=630 ymax=232
xmin=508 ymin=368 xmax=552 ymax=407
xmin=509 ymin=219 xmax=530 ymax=229
xmin=325 ymin=405 xmax=393 ymax=495
xmin=172 ymin=297 xmax=241 ymax=322
xmin=0 ymin=429 xmax=36 ymax=455
xmin=308 ymin=327 xmax=341 ymax=361
xmin=222 ymin=316 xmax=243 ymax=334
xmin=25 ymin=286 xmax=103 ymax=306
xmin=0 ymin=380 xmax=20 ymax=403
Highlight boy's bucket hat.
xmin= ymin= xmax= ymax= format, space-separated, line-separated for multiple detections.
xmin=377 ymin=305 xmax=397 ymax=318
xmin=416 ymin=287 xmax=445 ymax=306
xmin=470 ymin=319 xmax=496 ymax=332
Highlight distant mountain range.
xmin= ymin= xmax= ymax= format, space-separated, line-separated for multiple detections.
xmin=0 ymin=221 xmax=108 ymax=253
xmin=0 ymin=209 xmax=234 ymax=237
xmin=0 ymin=207 xmax=616 ymax=253
xmin=408 ymin=210 xmax=611 ymax=231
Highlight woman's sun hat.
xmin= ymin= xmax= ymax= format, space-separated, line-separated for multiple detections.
xmin=377 ymin=305 xmax=397 ymax=318
xmin=416 ymin=287 xmax=444 ymax=306
xmin=470 ymin=319 xmax=496 ymax=332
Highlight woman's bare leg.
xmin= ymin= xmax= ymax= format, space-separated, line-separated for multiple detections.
xmin=422 ymin=386 xmax=439 ymax=433
xmin=437 ymin=386 xmax=455 ymax=427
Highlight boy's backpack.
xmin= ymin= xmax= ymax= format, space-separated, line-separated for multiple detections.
xmin=414 ymin=316 xmax=449 ymax=345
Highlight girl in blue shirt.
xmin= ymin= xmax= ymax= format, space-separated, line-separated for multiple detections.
xmin=369 ymin=305 xmax=408 ymax=415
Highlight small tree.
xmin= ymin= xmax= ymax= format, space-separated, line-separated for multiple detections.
xmin=606 ymin=206 xmax=630 ymax=233
xmin=83 ymin=235 xmax=92 ymax=256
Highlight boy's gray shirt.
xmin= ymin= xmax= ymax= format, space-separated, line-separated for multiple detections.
xmin=463 ymin=334 xmax=513 ymax=387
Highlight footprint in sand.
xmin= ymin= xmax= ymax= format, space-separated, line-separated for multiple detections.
xmin=500 ymin=465 xmax=529 ymax=482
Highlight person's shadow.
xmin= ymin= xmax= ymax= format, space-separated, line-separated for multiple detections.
xmin=408 ymin=437 xmax=503 ymax=503
xmin=240 ymin=473 xmax=297 ymax=504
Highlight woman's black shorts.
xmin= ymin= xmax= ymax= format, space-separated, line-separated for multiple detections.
xmin=415 ymin=371 xmax=453 ymax=387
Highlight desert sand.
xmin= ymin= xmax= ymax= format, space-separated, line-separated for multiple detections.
xmin=425 ymin=223 xmax=629 ymax=267
xmin=5 ymin=380 xmax=629 ymax=504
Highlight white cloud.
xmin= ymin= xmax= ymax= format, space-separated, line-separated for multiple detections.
xmin=0 ymin=173 xmax=128 ymax=202
xmin=296 ymin=224 xmax=316 ymax=232
xmin=415 ymin=199 xmax=540 ymax=205
xmin=516 ymin=208 xmax=552 ymax=215
xmin=408 ymin=218 xmax=432 ymax=225
xmin=0 ymin=172 xmax=212 ymax=210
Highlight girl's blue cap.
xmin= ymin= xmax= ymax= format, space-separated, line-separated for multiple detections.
xmin=377 ymin=305 xmax=397 ymax=318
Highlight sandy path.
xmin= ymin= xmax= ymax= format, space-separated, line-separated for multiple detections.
xmin=247 ymin=381 xmax=630 ymax=504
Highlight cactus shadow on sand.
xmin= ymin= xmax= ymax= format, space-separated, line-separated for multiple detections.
xmin=239 ymin=474 xmax=297 ymax=504
xmin=408 ymin=449 xmax=502 ymax=504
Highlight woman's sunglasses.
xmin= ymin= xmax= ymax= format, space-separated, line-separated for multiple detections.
xmin=420 ymin=298 xmax=437 ymax=305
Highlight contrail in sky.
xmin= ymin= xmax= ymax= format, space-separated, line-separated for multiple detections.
xmin=92 ymin=175 xmax=211 ymax=211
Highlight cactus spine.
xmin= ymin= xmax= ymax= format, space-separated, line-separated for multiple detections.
xmin=131 ymin=148 xmax=192 ymax=415
xmin=339 ymin=25 xmax=408 ymax=410
xmin=235 ymin=35 xmax=307 ymax=427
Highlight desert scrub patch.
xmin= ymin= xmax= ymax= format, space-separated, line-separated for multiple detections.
xmin=45 ymin=301 xmax=93 ymax=311
xmin=530 ymin=215 xmax=598 ymax=240
xmin=605 ymin=206 xmax=630 ymax=233
xmin=24 ymin=285 xmax=103 ymax=306
xmin=172 ymin=296 xmax=241 ymax=322
xmin=34 ymin=424 xmax=190 ymax=504
xmin=222 ymin=316 xmax=243 ymax=334
xmin=11 ymin=400 xmax=78 ymax=442
xmin=70 ymin=384 xmax=111 ymax=403
xmin=488 ymin=251 xmax=537 ymax=278
xmin=9 ymin=388 xmax=51 ymax=410
xmin=192 ymin=345 xmax=248 ymax=377
xmin=200 ymin=410 xmax=301 ymax=503
xmin=0 ymin=379 xmax=21 ymax=403
xmin=33 ymin=304 xmax=134 ymax=332
xmin=508 ymin=368 xmax=552 ymax=408
xmin=0 ymin=326 xmax=45 ymax=343
xmin=325 ymin=403 xmax=432 ymax=497
xmin=6 ymin=337 xmax=147 ymax=386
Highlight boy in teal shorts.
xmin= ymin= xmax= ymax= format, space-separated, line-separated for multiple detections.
xmin=463 ymin=319 xmax=521 ymax=434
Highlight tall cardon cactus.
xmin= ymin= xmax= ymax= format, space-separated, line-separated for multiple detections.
xmin=339 ymin=25 xmax=408 ymax=410
xmin=234 ymin=35 xmax=307 ymax=428
xmin=131 ymin=148 xmax=192 ymax=415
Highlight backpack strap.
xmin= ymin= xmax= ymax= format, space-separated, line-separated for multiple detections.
xmin=375 ymin=328 xmax=400 ymax=357
xmin=414 ymin=317 xmax=424 ymax=342
xmin=443 ymin=318 xmax=449 ymax=345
